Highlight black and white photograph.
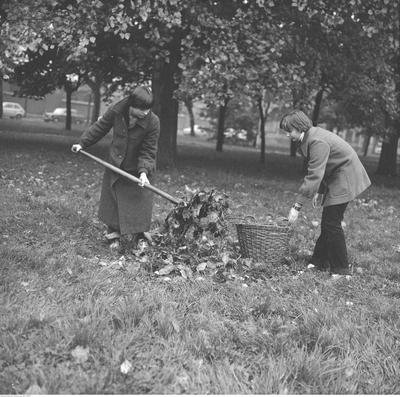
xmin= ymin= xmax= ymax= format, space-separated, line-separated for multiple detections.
xmin=0 ymin=0 xmax=399 ymax=394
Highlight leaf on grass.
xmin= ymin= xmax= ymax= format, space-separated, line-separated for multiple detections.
xmin=156 ymin=264 xmax=176 ymax=275
xmin=221 ymin=252 xmax=230 ymax=265
xmin=126 ymin=262 xmax=140 ymax=274
xmin=178 ymin=264 xmax=193 ymax=280
xmin=171 ymin=319 xmax=180 ymax=333
xmin=345 ymin=367 xmax=355 ymax=377
xmin=120 ymin=359 xmax=133 ymax=374
xmin=25 ymin=384 xmax=47 ymax=395
xmin=196 ymin=262 xmax=208 ymax=272
xmin=207 ymin=262 xmax=217 ymax=270
xmin=208 ymin=211 xmax=219 ymax=223
xmin=71 ymin=345 xmax=89 ymax=363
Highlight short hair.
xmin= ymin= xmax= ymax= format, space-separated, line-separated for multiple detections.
xmin=129 ymin=85 xmax=154 ymax=110
xmin=280 ymin=110 xmax=313 ymax=133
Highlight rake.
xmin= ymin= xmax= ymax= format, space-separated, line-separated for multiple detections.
xmin=79 ymin=149 xmax=181 ymax=205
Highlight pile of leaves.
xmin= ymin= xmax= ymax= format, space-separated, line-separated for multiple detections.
xmin=115 ymin=190 xmax=293 ymax=281
xmin=112 ymin=189 xmax=237 ymax=279
xmin=163 ymin=190 xmax=229 ymax=243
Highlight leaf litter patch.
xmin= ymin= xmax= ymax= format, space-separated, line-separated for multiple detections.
xmin=101 ymin=189 xmax=294 ymax=283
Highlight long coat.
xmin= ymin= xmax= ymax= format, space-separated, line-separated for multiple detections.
xmin=79 ymin=97 xmax=160 ymax=234
xmin=296 ymin=126 xmax=371 ymax=207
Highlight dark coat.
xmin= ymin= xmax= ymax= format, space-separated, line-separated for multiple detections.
xmin=297 ymin=127 xmax=371 ymax=207
xmin=79 ymin=97 xmax=160 ymax=234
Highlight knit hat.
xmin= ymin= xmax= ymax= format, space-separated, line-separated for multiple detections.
xmin=129 ymin=85 xmax=154 ymax=110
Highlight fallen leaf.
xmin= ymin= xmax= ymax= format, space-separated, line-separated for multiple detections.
xmin=307 ymin=264 xmax=315 ymax=269
xmin=171 ymin=319 xmax=180 ymax=333
xmin=156 ymin=264 xmax=175 ymax=275
xmin=25 ymin=384 xmax=47 ymax=395
xmin=71 ymin=345 xmax=89 ymax=363
xmin=120 ymin=359 xmax=133 ymax=374
xmin=196 ymin=262 xmax=207 ymax=272
xmin=126 ymin=262 xmax=140 ymax=274
xmin=221 ymin=252 xmax=230 ymax=265
xmin=345 ymin=367 xmax=355 ymax=377
xmin=177 ymin=264 xmax=193 ymax=280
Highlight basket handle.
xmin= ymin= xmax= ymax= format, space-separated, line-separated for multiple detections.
xmin=227 ymin=215 xmax=256 ymax=224
xmin=229 ymin=215 xmax=291 ymax=226
xmin=276 ymin=216 xmax=289 ymax=223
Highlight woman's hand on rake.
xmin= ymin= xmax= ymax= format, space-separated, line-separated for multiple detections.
xmin=138 ymin=172 xmax=150 ymax=187
xmin=71 ymin=144 xmax=82 ymax=153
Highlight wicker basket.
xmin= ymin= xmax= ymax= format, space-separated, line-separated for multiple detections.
xmin=233 ymin=216 xmax=292 ymax=264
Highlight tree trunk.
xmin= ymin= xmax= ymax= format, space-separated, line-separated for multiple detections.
xmin=376 ymin=132 xmax=399 ymax=176
xmin=90 ymin=82 xmax=101 ymax=124
xmin=257 ymin=97 xmax=270 ymax=164
xmin=0 ymin=76 xmax=3 ymax=118
xmin=253 ymin=133 xmax=258 ymax=148
xmin=312 ymin=86 xmax=324 ymax=126
xmin=152 ymin=33 xmax=181 ymax=169
xmin=363 ymin=134 xmax=371 ymax=157
xmin=184 ymin=96 xmax=195 ymax=136
xmin=216 ymin=99 xmax=228 ymax=152
xmin=86 ymin=93 xmax=92 ymax=125
xmin=65 ymin=83 xmax=72 ymax=130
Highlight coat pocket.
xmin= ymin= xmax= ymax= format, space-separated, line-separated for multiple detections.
xmin=328 ymin=170 xmax=349 ymax=197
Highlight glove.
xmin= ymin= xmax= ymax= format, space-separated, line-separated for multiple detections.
xmin=138 ymin=172 xmax=149 ymax=187
xmin=312 ymin=193 xmax=324 ymax=208
xmin=71 ymin=144 xmax=82 ymax=153
xmin=288 ymin=202 xmax=302 ymax=224
xmin=288 ymin=207 xmax=299 ymax=224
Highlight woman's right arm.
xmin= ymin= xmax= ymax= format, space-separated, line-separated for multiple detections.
xmin=79 ymin=107 xmax=115 ymax=148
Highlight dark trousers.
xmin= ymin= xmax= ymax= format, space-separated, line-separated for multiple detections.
xmin=311 ymin=202 xmax=349 ymax=274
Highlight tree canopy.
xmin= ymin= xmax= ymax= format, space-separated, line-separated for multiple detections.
xmin=1 ymin=0 xmax=399 ymax=174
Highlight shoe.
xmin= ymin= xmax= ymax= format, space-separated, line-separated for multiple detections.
xmin=109 ymin=238 xmax=121 ymax=252
xmin=105 ymin=231 xmax=121 ymax=241
xmin=305 ymin=263 xmax=325 ymax=273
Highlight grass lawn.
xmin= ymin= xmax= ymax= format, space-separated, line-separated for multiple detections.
xmin=1 ymin=128 xmax=400 ymax=394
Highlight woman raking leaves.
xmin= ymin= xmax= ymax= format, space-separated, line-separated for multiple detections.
xmin=71 ymin=86 xmax=160 ymax=252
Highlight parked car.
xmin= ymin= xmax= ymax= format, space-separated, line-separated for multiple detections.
xmin=223 ymin=128 xmax=254 ymax=146
xmin=44 ymin=107 xmax=86 ymax=124
xmin=2 ymin=102 xmax=26 ymax=119
xmin=224 ymin=128 xmax=236 ymax=138
xmin=182 ymin=124 xmax=208 ymax=136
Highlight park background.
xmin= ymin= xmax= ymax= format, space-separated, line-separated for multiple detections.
xmin=1 ymin=0 xmax=400 ymax=394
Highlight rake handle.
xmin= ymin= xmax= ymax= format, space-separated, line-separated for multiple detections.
xmin=79 ymin=149 xmax=180 ymax=205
